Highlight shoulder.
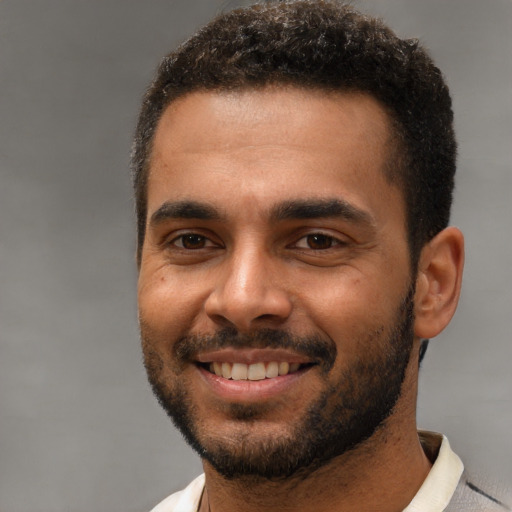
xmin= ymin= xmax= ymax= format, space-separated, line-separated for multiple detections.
xmin=149 ymin=474 xmax=205 ymax=512
xmin=446 ymin=472 xmax=511 ymax=511
xmin=410 ymin=431 xmax=510 ymax=512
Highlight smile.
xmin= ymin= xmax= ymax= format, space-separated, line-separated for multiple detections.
xmin=196 ymin=347 xmax=315 ymax=380
xmin=204 ymin=361 xmax=308 ymax=380
xmin=194 ymin=349 xmax=317 ymax=401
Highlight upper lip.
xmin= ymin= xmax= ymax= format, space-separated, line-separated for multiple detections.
xmin=195 ymin=348 xmax=313 ymax=365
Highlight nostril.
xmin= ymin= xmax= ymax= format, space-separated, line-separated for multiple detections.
xmin=205 ymin=312 xmax=239 ymax=329
xmin=204 ymin=276 xmax=293 ymax=331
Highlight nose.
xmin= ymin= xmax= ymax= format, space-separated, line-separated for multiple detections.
xmin=204 ymin=245 xmax=293 ymax=331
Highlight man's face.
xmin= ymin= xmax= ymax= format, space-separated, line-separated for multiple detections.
xmin=138 ymin=88 xmax=416 ymax=479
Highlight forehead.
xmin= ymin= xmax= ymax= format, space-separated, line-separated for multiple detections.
xmin=147 ymin=87 xmax=402 ymax=225
xmin=152 ymin=87 xmax=391 ymax=160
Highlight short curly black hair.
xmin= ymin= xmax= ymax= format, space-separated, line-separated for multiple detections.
xmin=132 ymin=0 xmax=456 ymax=267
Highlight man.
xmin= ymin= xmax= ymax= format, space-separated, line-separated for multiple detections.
xmin=132 ymin=1 xmax=509 ymax=511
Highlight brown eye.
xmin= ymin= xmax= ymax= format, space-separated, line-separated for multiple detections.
xmin=306 ymin=234 xmax=334 ymax=250
xmin=176 ymin=234 xmax=207 ymax=249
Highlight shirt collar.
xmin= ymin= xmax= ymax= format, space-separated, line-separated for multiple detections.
xmin=403 ymin=431 xmax=464 ymax=512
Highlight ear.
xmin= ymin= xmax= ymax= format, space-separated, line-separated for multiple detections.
xmin=413 ymin=227 xmax=465 ymax=339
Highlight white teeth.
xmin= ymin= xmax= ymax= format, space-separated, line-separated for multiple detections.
xmin=278 ymin=362 xmax=289 ymax=376
xmin=248 ymin=362 xmax=266 ymax=381
xmin=208 ymin=361 xmax=303 ymax=379
xmin=231 ymin=363 xmax=248 ymax=380
xmin=221 ymin=362 xmax=232 ymax=379
xmin=265 ymin=361 xmax=279 ymax=378
xmin=213 ymin=362 xmax=223 ymax=377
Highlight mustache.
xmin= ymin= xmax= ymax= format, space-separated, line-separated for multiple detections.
xmin=174 ymin=327 xmax=337 ymax=372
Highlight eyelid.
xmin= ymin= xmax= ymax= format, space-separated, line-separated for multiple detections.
xmin=291 ymin=231 xmax=349 ymax=250
xmin=166 ymin=230 xmax=222 ymax=249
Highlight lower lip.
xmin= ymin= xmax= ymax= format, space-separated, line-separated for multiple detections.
xmin=197 ymin=365 xmax=311 ymax=402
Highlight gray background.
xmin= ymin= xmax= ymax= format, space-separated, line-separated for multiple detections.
xmin=0 ymin=0 xmax=510 ymax=511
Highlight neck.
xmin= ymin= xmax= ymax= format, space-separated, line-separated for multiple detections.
xmin=200 ymin=356 xmax=431 ymax=512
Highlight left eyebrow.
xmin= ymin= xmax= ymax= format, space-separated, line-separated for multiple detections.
xmin=149 ymin=200 xmax=224 ymax=226
xmin=270 ymin=198 xmax=375 ymax=227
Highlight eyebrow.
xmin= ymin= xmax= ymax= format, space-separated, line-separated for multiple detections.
xmin=149 ymin=197 xmax=375 ymax=228
xmin=150 ymin=200 xmax=223 ymax=225
xmin=270 ymin=198 xmax=375 ymax=226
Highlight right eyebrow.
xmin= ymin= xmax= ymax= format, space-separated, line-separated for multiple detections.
xmin=149 ymin=200 xmax=223 ymax=226
xmin=270 ymin=198 xmax=375 ymax=228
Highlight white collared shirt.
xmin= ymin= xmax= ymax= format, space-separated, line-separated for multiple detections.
xmin=404 ymin=432 xmax=464 ymax=511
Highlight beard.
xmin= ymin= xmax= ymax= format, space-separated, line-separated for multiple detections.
xmin=141 ymin=285 xmax=415 ymax=481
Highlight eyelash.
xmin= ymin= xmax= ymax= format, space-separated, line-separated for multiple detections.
xmin=293 ymin=233 xmax=346 ymax=251
xmin=169 ymin=233 xmax=219 ymax=250
xmin=168 ymin=231 xmax=346 ymax=251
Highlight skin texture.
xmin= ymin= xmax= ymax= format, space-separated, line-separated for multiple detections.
xmin=137 ymin=88 xmax=464 ymax=512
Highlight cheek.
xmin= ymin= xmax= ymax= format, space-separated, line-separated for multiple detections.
xmin=295 ymin=270 xmax=404 ymax=351
xmin=138 ymin=269 xmax=206 ymax=345
xmin=296 ymin=270 xmax=387 ymax=317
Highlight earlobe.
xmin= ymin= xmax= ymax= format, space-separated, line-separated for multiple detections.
xmin=413 ymin=227 xmax=465 ymax=339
